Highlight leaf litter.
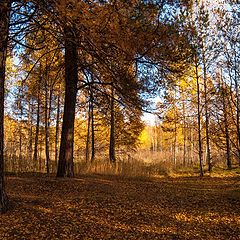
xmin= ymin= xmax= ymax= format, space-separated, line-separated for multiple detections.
xmin=0 ymin=174 xmax=239 ymax=239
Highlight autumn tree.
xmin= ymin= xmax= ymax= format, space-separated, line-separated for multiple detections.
xmin=0 ymin=0 xmax=11 ymax=213
xmin=220 ymin=4 xmax=240 ymax=165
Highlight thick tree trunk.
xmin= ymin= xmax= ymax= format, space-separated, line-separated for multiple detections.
xmin=0 ymin=0 xmax=11 ymax=213
xmin=57 ymin=26 xmax=78 ymax=177
xmin=109 ymin=87 xmax=116 ymax=163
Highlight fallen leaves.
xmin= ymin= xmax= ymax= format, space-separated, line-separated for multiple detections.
xmin=0 ymin=174 xmax=239 ymax=239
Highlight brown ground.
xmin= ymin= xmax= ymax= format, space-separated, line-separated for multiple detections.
xmin=0 ymin=174 xmax=240 ymax=240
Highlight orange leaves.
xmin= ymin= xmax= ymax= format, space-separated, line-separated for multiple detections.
xmin=0 ymin=175 xmax=239 ymax=239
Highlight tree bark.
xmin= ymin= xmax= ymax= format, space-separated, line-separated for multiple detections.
xmin=183 ymin=101 xmax=187 ymax=166
xmin=33 ymin=77 xmax=41 ymax=170
xmin=85 ymin=96 xmax=91 ymax=163
xmin=223 ymin=90 xmax=231 ymax=170
xmin=173 ymin=96 xmax=177 ymax=167
xmin=28 ymin=99 xmax=33 ymax=164
xmin=203 ymin=54 xmax=212 ymax=172
xmin=44 ymin=78 xmax=50 ymax=175
xmin=55 ymin=92 xmax=60 ymax=169
xmin=0 ymin=0 xmax=11 ymax=213
xmin=221 ymin=69 xmax=232 ymax=169
xmin=57 ymin=26 xmax=78 ymax=177
xmin=233 ymin=51 xmax=240 ymax=166
xmin=109 ymin=86 xmax=116 ymax=163
xmin=17 ymin=85 xmax=23 ymax=172
xmin=195 ymin=61 xmax=204 ymax=177
xmin=90 ymin=89 xmax=95 ymax=163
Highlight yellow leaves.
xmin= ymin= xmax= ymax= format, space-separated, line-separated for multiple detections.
xmin=138 ymin=128 xmax=152 ymax=149
xmin=37 ymin=206 xmax=52 ymax=214
xmin=175 ymin=211 xmax=240 ymax=225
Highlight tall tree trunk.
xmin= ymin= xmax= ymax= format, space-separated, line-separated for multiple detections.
xmin=55 ymin=92 xmax=60 ymax=169
xmin=223 ymin=92 xmax=231 ymax=170
xmin=0 ymin=0 xmax=11 ymax=213
xmin=44 ymin=79 xmax=50 ymax=175
xmin=109 ymin=87 xmax=116 ymax=163
xmin=203 ymin=54 xmax=212 ymax=172
xmin=236 ymin=89 xmax=240 ymax=166
xmin=183 ymin=101 xmax=187 ymax=166
xmin=85 ymin=96 xmax=91 ymax=163
xmin=28 ymin=99 xmax=33 ymax=164
xmin=190 ymin=126 xmax=194 ymax=165
xmin=90 ymin=89 xmax=95 ymax=163
xmin=195 ymin=61 xmax=204 ymax=177
xmin=233 ymin=51 xmax=240 ymax=166
xmin=221 ymin=70 xmax=232 ymax=169
xmin=57 ymin=26 xmax=78 ymax=177
xmin=17 ymin=86 xmax=23 ymax=172
xmin=33 ymin=78 xmax=41 ymax=170
xmin=173 ymin=101 xmax=177 ymax=167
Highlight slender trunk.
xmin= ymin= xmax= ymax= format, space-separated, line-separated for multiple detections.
xmin=196 ymin=61 xmax=204 ymax=177
xmin=17 ymin=84 xmax=24 ymax=172
xmin=203 ymin=55 xmax=212 ymax=172
xmin=39 ymin=141 xmax=43 ymax=171
xmin=173 ymin=104 xmax=177 ymax=166
xmin=159 ymin=126 xmax=162 ymax=156
xmin=85 ymin=97 xmax=91 ymax=163
xmin=221 ymin=70 xmax=232 ymax=169
xmin=33 ymin=86 xmax=40 ymax=169
xmin=44 ymin=80 xmax=50 ymax=175
xmin=19 ymin=104 xmax=23 ymax=171
xmin=183 ymin=101 xmax=186 ymax=166
xmin=190 ymin=127 xmax=194 ymax=165
xmin=236 ymin=95 xmax=240 ymax=166
xmin=90 ymin=89 xmax=95 ymax=163
xmin=234 ymin=51 xmax=240 ymax=166
xmin=55 ymin=92 xmax=60 ymax=168
xmin=57 ymin=26 xmax=78 ymax=177
xmin=109 ymin=87 xmax=116 ymax=163
xmin=0 ymin=0 xmax=11 ymax=213
xmin=28 ymin=100 xmax=33 ymax=163
xmin=223 ymin=95 xmax=231 ymax=170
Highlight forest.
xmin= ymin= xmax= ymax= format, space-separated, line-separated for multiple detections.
xmin=0 ymin=0 xmax=240 ymax=239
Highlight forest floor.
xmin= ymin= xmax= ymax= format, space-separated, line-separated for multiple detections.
xmin=0 ymin=174 xmax=240 ymax=240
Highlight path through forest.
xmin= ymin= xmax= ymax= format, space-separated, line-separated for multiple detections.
xmin=0 ymin=174 xmax=240 ymax=239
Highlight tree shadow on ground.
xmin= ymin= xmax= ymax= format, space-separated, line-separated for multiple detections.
xmin=0 ymin=174 xmax=239 ymax=239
